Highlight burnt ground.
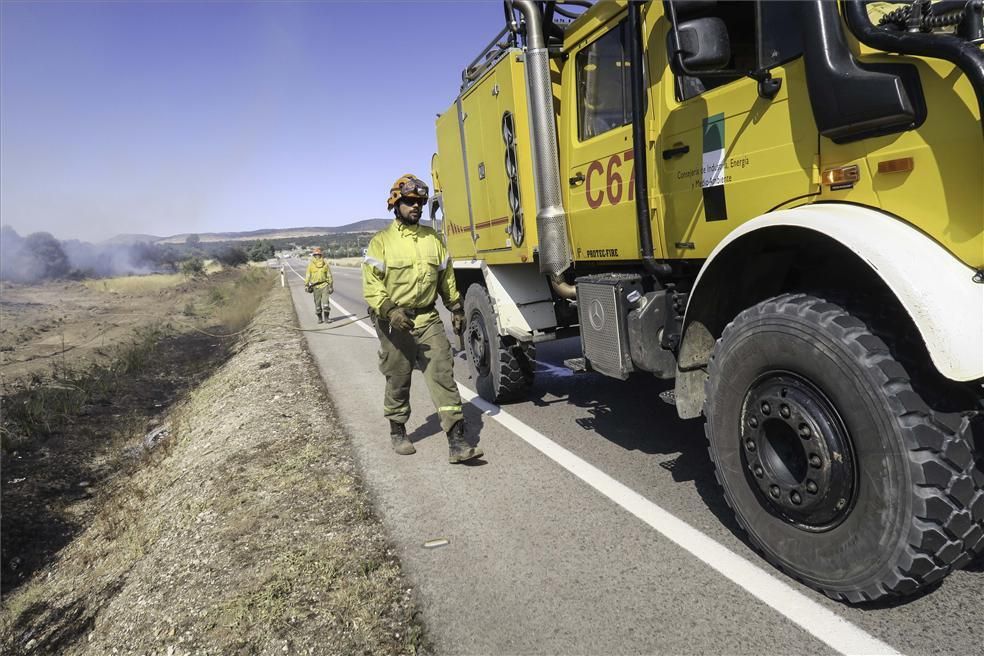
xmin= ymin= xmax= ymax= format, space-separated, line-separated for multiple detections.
xmin=1 ymin=329 xmax=230 ymax=596
xmin=1 ymin=275 xmax=214 ymax=382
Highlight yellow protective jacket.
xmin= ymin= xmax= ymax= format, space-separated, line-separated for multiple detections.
xmin=305 ymin=257 xmax=333 ymax=287
xmin=362 ymin=220 xmax=460 ymax=328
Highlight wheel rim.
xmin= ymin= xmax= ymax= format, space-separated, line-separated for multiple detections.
xmin=740 ymin=372 xmax=856 ymax=531
xmin=467 ymin=310 xmax=491 ymax=377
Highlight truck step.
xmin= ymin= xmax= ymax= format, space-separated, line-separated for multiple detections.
xmin=563 ymin=357 xmax=588 ymax=373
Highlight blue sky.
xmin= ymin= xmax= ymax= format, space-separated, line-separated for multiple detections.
xmin=0 ymin=0 xmax=503 ymax=241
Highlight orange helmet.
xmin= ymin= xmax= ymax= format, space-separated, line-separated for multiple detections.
xmin=387 ymin=174 xmax=429 ymax=210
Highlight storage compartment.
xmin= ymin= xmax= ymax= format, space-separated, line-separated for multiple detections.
xmin=433 ymin=50 xmax=540 ymax=265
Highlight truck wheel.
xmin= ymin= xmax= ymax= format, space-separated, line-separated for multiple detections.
xmin=953 ymin=414 xmax=984 ymax=567
xmin=703 ymin=294 xmax=981 ymax=602
xmin=463 ymin=284 xmax=535 ymax=403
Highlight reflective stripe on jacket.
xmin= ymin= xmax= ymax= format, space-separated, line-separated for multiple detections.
xmin=305 ymin=258 xmax=333 ymax=286
xmin=362 ymin=220 xmax=459 ymax=328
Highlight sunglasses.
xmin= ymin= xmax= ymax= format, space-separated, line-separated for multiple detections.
xmin=401 ymin=197 xmax=426 ymax=207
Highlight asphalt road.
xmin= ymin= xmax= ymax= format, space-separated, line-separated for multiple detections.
xmin=283 ymin=258 xmax=983 ymax=656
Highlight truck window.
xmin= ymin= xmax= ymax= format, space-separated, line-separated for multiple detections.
xmin=576 ymin=22 xmax=631 ymax=141
xmin=675 ymin=1 xmax=803 ymax=102
xmin=758 ymin=1 xmax=804 ymax=69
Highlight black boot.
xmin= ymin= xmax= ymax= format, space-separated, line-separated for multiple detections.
xmin=447 ymin=420 xmax=483 ymax=463
xmin=390 ymin=420 xmax=415 ymax=455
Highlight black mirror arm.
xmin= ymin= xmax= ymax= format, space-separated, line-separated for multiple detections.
xmin=748 ymin=68 xmax=783 ymax=100
xmin=666 ymin=0 xmax=715 ymax=78
xmin=666 ymin=1 xmax=700 ymax=76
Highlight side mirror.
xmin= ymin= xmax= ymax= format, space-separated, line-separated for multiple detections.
xmin=667 ymin=17 xmax=731 ymax=75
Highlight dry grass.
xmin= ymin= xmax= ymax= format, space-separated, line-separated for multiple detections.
xmin=203 ymin=259 xmax=224 ymax=274
xmin=2 ymin=269 xmax=276 ymax=452
xmin=186 ymin=268 xmax=276 ymax=333
xmin=1 ymin=267 xmax=275 ymax=387
xmin=82 ymin=273 xmax=185 ymax=294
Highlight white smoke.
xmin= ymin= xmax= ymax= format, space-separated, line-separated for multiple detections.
xmin=0 ymin=226 xmax=174 ymax=282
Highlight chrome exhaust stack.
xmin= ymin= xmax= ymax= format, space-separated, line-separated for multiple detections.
xmin=508 ymin=0 xmax=574 ymax=279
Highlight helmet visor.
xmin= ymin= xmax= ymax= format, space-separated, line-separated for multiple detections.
xmin=399 ymin=178 xmax=429 ymax=200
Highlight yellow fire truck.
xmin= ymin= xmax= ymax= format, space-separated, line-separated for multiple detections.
xmin=431 ymin=0 xmax=983 ymax=602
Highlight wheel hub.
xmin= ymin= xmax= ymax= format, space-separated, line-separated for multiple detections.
xmin=466 ymin=312 xmax=490 ymax=376
xmin=740 ymin=372 xmax=856 ymax=530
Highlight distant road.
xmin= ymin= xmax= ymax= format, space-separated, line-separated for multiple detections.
xmin=283 ymin=258 xmax=983 ymax=656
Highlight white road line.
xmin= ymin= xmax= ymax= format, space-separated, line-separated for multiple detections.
xmin=284 ymin=259 xmax=306 ymax=281
xmin=286 ymin=265 xmax=902 ymax=656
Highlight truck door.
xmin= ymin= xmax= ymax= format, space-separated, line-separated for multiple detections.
xmin=655 ymin=1 xmax=819 ymax=260
xmin=564 ymin=19 xmax=642 ymax=264
xmin=460 ymin=88 xmax=491 ymax=252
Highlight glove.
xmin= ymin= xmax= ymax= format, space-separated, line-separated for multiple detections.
xmin=388 ymin=307 xmax=414 ymax=331
xmin=327 ymin=284 xmax=333 ymax=294
xmin=451 ymin=308 xmax=465 ymax=336
xmin=305 ymin=284 xmax=313 ymax=293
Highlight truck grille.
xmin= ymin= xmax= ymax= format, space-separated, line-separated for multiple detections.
xmin=577 ymin=276 xmax=639 ymax=380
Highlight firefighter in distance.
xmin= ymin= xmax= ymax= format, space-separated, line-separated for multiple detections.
xmin=304 ymin=247 xmax=334 ymax=324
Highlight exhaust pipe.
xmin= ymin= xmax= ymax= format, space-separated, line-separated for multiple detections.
xmin=509 ymin=0 xmax=574 ymax=279
xmin=549 ymin=275 xmax=577 ymax=299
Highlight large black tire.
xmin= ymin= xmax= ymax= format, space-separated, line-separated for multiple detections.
xmin=463 ymin=284 xmax=535 ymax=403
xmin=704 ymin=293 xmax=982 ymax=602
xmin=955 ymin=414 xmax=984 ymax=567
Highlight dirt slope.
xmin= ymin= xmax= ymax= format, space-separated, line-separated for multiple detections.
xmin=0 ymin=272 xmax=239 ymax=384
xmin=1 ymin=286 xmax=428 ymax=655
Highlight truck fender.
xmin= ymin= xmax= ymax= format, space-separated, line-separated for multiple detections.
xmin=453 ymin=260 xmax=557 ymax=341
xmin=676 ymin=203 xmax=983 ymax=417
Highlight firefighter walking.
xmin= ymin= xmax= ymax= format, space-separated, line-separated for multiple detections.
xmin=362 ymin=174 xmax=483 ymax=463
xmin=305 ymin=247 xmax=333 ymax=323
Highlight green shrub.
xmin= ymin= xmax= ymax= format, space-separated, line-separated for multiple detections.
xmin=180 ymin=257 xmax=205 ymax=277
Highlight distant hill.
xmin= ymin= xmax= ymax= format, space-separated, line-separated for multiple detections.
xmin=145 ymin=220 xmax=393 ymax=245
xmin=99 ymin=233 xmax=163 ymax=245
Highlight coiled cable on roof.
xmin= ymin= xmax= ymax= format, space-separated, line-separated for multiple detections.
xmin=878 ymin=0 xmax=969 ymax=30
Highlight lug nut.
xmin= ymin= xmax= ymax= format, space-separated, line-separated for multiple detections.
xmin=806 ymin=480 xmax=818 ymax=494
xmin=745 ymin=439 xmax=756 ymax=452
xmin=790 ymin=491 xmax=802 ymax=505
xmin=835 ymin=498 xmax=847 ymax=510
xmin=780 ymin=404 xmax=791 ymax=418
xmin=753 ymin=465 xmax=764 ymax=478
xmin=748 ymin=416 xmax=759 ymax=428
xmin=761 ymin=402 xmax=771 ymax=415
xmin=770 ymin=485 xmax=781 ymax=499
xmin=809 ymin=454 xmax=822 ymax=468
xmin=799 ymin=424 xmax=811 ymax=439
